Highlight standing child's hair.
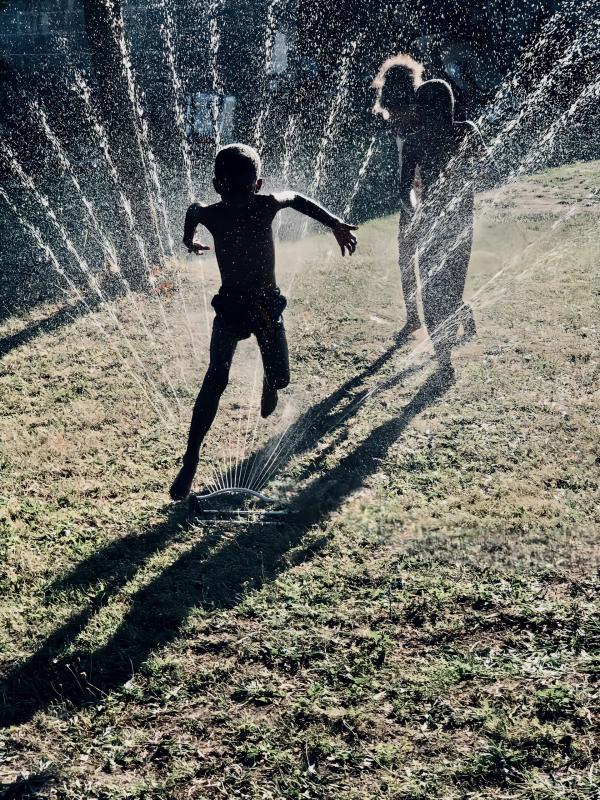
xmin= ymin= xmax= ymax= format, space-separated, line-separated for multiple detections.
xmin=372 ymin=53 xmax=424 ymax=120
xmin=416 ymin=79 xmax=455 ymax=124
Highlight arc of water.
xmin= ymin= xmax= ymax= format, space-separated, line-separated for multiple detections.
xmin=235 ymin=351 xmax=274 ymax=492
xmin=214 ymin=32 xmax=368 ymax=493
xmin=0 ymin=184 xmax=175 ymax=427
xmin=247 ymin=39 xmax=385 ymax=492
xmin=236 ymin=358 xmax=263 ymax=489
xmin=157 ymin=0 xmax=214 ymax=352
xmin=281 ymin=113 xmax=298 ymax=189
xmin=72 ymin=72 xmax=151 ymax=267
xmin=0 ymin=148 xmax=185 ymax=417
xmin=104 ymin=0 xmax=174 ymax=256
xmin=253 ymin=0 xmax=282 ymax=156
xmin=72 ymin=71 xmax=195 ymax=392
xmin=484 ymin=33 xmax=595 ymax=159
xmin=247 ymin=382 xmax=308 ymax=493
xmin=269 ymin=112 xmax=299 ymax=246
xmin=30 ymin=102 xmax=193 ymax=399
xmin=153 ymin=0 xmax=233 ymax=496
xmin=281 ymin=29 xmax=364 ymax=290
xmin=247 ymin=417 xmax=295 ymax=493
xmin=309 ymin=34 xmax=363 ymax=201
xmin=281 ymin=33 xmax=363 ymax=300
xmin=343 ymin=134 xmax=378 ymax=219
xmin=515 ymin=78 xmax=600 ymax=177
xmin=480 ymin=1 xmax=597 ymax=143
xmin=157 ymin=0 xmax=194 ymax=202
xmin=31 ymin=104 xmax=117 ymax=267
xmin=207 ymin=0 xmax=225 ymax=153
xmin=224 ymin=0 xmax=288 ymax=490
xmin=232 ymin=394 xmax=248 ymax=489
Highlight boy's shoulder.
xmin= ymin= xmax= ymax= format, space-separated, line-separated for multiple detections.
xmin=257 ymin=192 xmax=289 ymax=209
xmin=189 ymin=200 xmax=220 ymax=217
xmin=252 ymin=193 xmax=291 ymax=215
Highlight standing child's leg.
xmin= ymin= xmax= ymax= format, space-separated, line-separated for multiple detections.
xmin=450 ymin=215 xmax=476 ymax=338
xmin=398 ymin=217 xmax=420 ymax=334
xmin=170 ymin=317 xmax=239 ymax=500
xmin=255 ymin=316 xmax=290 ymax=419
xmin=419 ymin=234 xmax=457 ymax=378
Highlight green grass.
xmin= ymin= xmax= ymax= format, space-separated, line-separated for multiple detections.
xmin=0 ymin=164 xmax=599 ymax=798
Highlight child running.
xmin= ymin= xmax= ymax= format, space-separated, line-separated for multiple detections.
xmin=399 ymin=79 xmax=498 ymax=379
xmin=170 ymin=143 xmax=358 ymax=500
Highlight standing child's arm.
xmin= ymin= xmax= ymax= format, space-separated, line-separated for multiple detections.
xmin=273 ymin=192 xmax=358 ymax=256
xmin=183 ymin=203 xmax=211 ymax=255
xmin=399 ymin=138 xmax=418 ymax=222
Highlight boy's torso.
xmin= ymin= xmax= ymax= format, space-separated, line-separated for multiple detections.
xmin=198 ymin=194 xmax=280 ymax=290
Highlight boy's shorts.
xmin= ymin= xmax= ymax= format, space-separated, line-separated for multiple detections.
xmin=211 ymin=286 xmax=287 ymax=339
xmin=211 ymin=286 xmax=290 ymax=389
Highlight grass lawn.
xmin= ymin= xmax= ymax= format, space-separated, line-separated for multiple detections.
xmin=0 ymin=163 xmax=599 ymax=799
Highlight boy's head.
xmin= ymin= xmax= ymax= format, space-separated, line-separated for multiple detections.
xmin=372 ymin=54 xmax=424 ymax=133
xmin=416 ymin=79 xmax=455 ymax=127
xmin=213 ymin=143 xmax=262 ymax=200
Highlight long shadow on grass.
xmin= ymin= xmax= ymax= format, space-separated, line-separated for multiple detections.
xmin=0 ymin=338 xmax=444 ymax=727
xmin=0 ymin=771 xmax=58 ymax=799
xmin=219 ymin=328 xmax=427 ymax=491
xmin=0 ymin=293 xmax=102 ymax=358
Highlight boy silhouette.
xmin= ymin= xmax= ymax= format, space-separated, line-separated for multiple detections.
xmin=170 ymin=143 xmax=357 ymax=500
xmin=399 ymin=79 xmax=497 ymax=378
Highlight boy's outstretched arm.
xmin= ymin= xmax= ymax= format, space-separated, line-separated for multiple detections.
xmin=183 ymin=203 xmax=211 ymax=255
xmin=274 ymin=192 xmax=358 ymax=256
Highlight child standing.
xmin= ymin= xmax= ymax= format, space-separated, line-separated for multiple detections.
xmin=372 ymin=54 xmax=424 ymax=336
xmin=399 ymin=79 xmax=497 ymax=378
xmin=171 ymin=143 xmax=357 ymax=500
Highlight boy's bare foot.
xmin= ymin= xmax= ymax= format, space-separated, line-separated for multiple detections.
xmin=261 ymin=380 xmax=278 ymax=418
xmin=170 ymin=459 xmax=198 ymax=501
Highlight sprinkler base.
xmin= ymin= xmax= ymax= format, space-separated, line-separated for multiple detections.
xmin=189 ymin=487 xmax=290 ymax=523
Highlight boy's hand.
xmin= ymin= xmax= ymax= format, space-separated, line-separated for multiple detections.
xmin=184 ymin=237 xmax=210 ymax=255
xmin=332 ymin=221 xmax=358 ymax=256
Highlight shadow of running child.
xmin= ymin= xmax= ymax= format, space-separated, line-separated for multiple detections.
xmin=0 ymin=364 xmax=451 ymax=728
